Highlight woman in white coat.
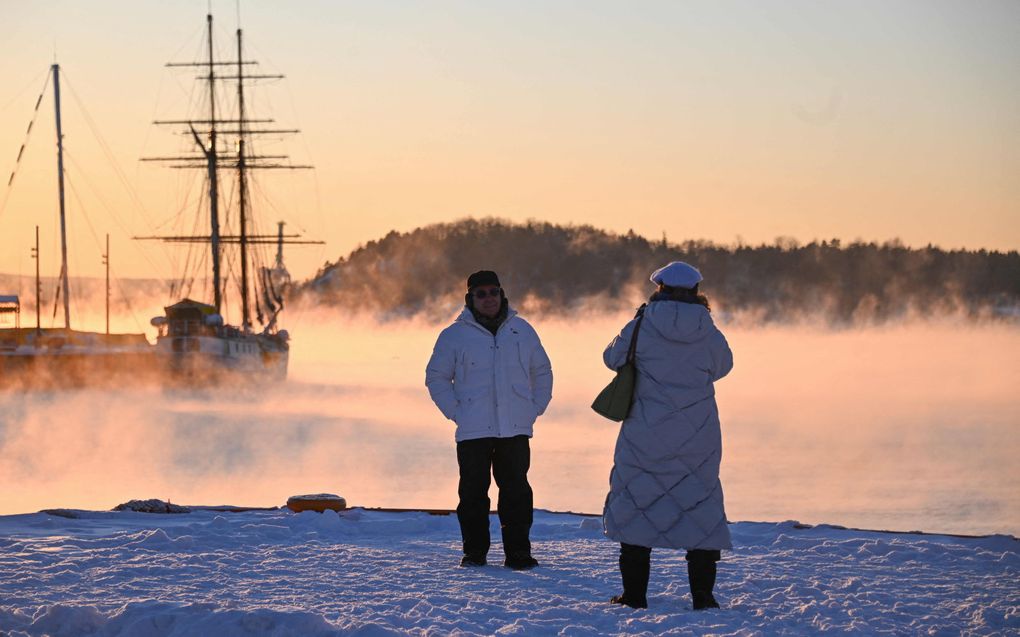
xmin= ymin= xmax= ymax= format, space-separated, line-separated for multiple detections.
xmin=602 ymin=261 xmax=733 ymax=610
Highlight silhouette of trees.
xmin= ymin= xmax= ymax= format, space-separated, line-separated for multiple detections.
xmin=294 ymin=218 xmax=1020 ymax=323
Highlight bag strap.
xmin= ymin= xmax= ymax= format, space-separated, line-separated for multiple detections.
xmin=625 ymin=304 xmax=647 ymax=364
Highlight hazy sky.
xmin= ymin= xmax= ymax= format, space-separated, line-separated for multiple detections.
xmin=1 ymin=0 xmax=1017 ymax=283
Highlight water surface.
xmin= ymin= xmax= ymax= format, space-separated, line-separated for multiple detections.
xmin=1 ymin=313 xmax=1017 ymax=536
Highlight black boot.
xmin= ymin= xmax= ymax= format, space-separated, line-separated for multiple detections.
xmin=460 ymin=553 xmax=487 ymax=567
xmin=610 ymin=543 xmax=650 ymax=609
xmin=504 ymin=551 xmax=538 ymax=570
xmin=686 ymin=552 xmax=720 ymax=610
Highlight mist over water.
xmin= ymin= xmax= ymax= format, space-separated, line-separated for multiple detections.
xmin=1 ymin=308 xmax=1017 ymax=537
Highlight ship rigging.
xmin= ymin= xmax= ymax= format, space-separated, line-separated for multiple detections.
xmin=138 ymin=13 xmax=322 ymax=381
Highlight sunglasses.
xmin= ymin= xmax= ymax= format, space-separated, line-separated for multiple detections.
xmin=472 ymin=288 xmax=502 ymax=299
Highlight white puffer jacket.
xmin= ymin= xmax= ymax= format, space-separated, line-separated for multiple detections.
xmin=425 ymin=306 xmax=553 ymax=442
xmin=602 ymin=300 xmax=734 ymax=550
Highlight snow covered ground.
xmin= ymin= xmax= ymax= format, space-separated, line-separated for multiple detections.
xmin=0 ymin=507 xmax=1016 ymax=636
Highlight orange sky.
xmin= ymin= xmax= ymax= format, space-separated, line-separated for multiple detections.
xmin=1 ymin=0 xmax=1018 ymax=286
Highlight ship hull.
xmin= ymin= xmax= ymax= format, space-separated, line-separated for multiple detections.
xmin=0 ymin=326 xmax=289 ymax=390
xmin=155 ymin=333 xmax=288 ymax=386
xmin=0 ymin=328 xmax=157 ymax=390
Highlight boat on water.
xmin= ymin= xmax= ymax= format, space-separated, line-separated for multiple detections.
xmin=2 ymin=14 xmax=319 ymax=389
xmin=139 ymin=13 xmax=320 ymax=384
xmin=0 ymin=326 xmax=154 ymax=389
xmin=0 ymin=66 xmax=154 ymax=390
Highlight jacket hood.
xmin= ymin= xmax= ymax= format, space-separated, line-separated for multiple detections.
xmin=643 ymin=299 xmax=714 ymax=343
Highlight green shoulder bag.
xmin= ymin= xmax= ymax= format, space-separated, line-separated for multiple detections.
xmin=591 ymin=305 xmax=646 ymax=421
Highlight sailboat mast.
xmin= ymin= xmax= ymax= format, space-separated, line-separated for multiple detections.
xmin=236 ymin=26 xmax=251 ymax=331
xmin=103 ymin=233 xmax=110 ymax=335
xmin=206 ymin=14 xmax=224 ymax=315
xmin=33 ymin=225 xmax=41 ymax=334
xmin=51 ymin=64 xmax=71 ymax=329
xmin=275 ymin=221 xmax=285 ymax=269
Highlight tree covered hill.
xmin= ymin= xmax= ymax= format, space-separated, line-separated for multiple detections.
xmin=294 ymin=218 xmax=1020 ymax=323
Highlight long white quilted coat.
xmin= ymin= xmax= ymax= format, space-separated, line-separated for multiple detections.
xmin=602 ymin=300 xmax=734 ymax=550
xmin=425 ymin=306 xmax=553 ymax=442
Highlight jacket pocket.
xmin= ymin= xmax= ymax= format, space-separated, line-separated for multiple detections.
xmin=510 ymin=383 xmax=538 ymax=428
xmin=516 ymin=341 xmax=530 ymax=374
xmin=454 ymin=385 xmax=493 ymax=434
xmin=512 ymin=340 xmax=537 ymax=388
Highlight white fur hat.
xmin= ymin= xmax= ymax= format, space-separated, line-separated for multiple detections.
xmin=649 ymin=261 xmax=703 ymax=288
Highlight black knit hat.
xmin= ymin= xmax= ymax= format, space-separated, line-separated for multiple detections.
xmin=467 ymin=270 xmax=501 ymax=290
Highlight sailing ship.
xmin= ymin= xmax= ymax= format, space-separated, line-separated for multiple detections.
xmin=139 ymin=13 xmax=320 ymax=383
xmin=0 ymin=65 xmax=153 ymax=390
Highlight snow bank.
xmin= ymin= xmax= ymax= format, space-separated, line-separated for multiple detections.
xmin=0 ymin=509 xmax=1016 ymax=635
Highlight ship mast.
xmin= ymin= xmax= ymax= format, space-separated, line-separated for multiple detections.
xmin=236 ymin=26 xmax=251 ymax=331
xmin=103 ymin=233 xmax=110 ymax=335
xmin=274 ymin=222 xmax=286 ymax=271
xmin=32 ymin=225 xmax=41 ymax=333
xmin=139 ymin=12 xmax=319 ymax=330
xmin=206 ymin=14 xmax=224 ymax=315
xmin=52 ymin=64 xmax=71 ymax=329
xmin=147 ymin=14 xmax=228 ymax=315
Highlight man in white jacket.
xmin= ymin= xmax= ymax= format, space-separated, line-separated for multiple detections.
xmin=425 ymin=270 xmax=553 ymax=569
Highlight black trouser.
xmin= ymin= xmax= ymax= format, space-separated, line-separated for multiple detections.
xmin=456 ymin=435 xmax=533 ymax=557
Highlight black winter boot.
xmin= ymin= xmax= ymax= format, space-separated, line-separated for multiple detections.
xmin=610 ymin=543 xmax=650 ymax=609
xmin=460 ymin=553 xmax=487 ymax=567
xmin=504 ymin=551 xmax=538 ymax=570
xmin=686 ymin=555 xmax=720 ymax=610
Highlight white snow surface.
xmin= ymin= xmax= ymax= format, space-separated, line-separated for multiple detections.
xmin=0 ymin=508 xmax=1017 ymax=636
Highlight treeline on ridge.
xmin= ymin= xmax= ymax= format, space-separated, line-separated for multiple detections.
xmin=292 ymin=218 xmax=1020 ymax=323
